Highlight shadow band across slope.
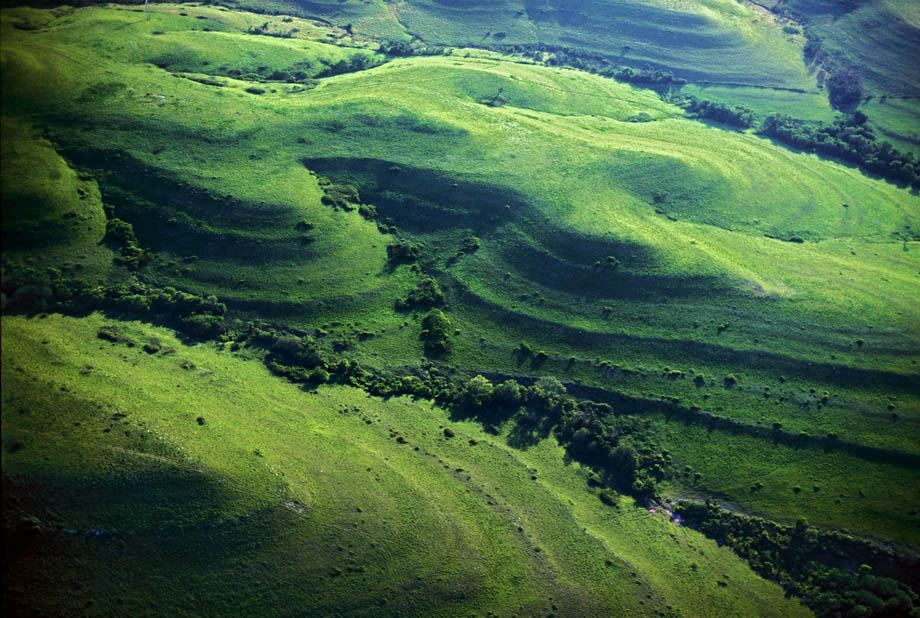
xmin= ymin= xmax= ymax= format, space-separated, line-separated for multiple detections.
xmin=302 ymin=157 xmax=722 ymax=301
xmin=457 ymin=282 xmax=920 ymax=394
xmin=65 ymin=148 xmax=313 ymax=264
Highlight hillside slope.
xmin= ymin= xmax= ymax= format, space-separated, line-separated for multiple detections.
xmin=1 ymin=313 xmax=811 ymax=618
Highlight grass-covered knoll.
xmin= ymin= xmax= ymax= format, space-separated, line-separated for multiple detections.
xmin=785 ymin=0 xmax=920 ymax=97
xmin=333 ymin=0 xmax=814 ymax=88
xmin=861 ymin=96 xmax=920 ymax=156
xmin=1 ymin=313 xmax=810 ymax=618
xmin=679 ymin=83 xmax=837 ymax=124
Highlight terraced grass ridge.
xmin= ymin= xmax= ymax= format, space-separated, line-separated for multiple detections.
xmin=2 ymin=3 xmax=919 ymax=618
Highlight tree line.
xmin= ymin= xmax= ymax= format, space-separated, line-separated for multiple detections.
xmin=676 ymin=501 xmax=919 ymax=618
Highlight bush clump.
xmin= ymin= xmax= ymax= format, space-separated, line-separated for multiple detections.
xmin=386 ymin=240 xmax=422 ymax=265
xmin=396 ymin=276 xmax=445 ymax=310
xmin=676 ymin=501 xmax=920 ymax=618
xmin=420 ymin=309 xmax=452 ymax=355
xmin=320 ymin=184 xmax=360 ymax=210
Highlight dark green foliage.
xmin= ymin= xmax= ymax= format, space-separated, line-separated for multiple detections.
xmin=314 ymin=54 xmax=380 ymax=78
xmin=270 ymin=334 xmax=324 ymax=368
xmin=309 ymin=367 xmax=331 ymax=384
xmin=105 ymin=218 xmax=150 ymax=268
xmin=386 ymin=240 xmax=422 ymax=265
xmin=450 ymin=235 xmax=481 ymax=264
xmin=676 ymin=502 xmax=920 ymax=618
xmin=104 ymin=217 xmax=136 ymax=245
xmin=97 ymin=324 xmax=133 ymax=345
xmin=493 ymin=379 xmax=524 ymax=405
xmin=496 ymin=43 xmax=686 ymax=89
xmin=358 ymin=203 xmax=378 ymax=220
xmin=482 ymin=87 xmax=508 ymax=107
xmin=826 ymin=67 xmax=864 ymax=108
xmin=800 ymin=28 xmax=864 ymax=109
xmin=396 ymin=276 xmax=445 ymax=310
xmin=626 ymin=112 xmax=653 ymax=123
xmin=420 ymin=308 xmax=451 ymax=355
xmin=598 ymin=488 xmax=619 ymax=507
xmin=320 ymin=184 xmax=360 ymax=210
xmin=672 ymin=94 xmax=756 ymax=128
xmin=178 ymin=313 xmax=225 ymax=338
xmin=463 ymin=374 xmax=494 ymax=408
xmin=378 ymin=40 xmax=414 ymax=57
xmin=516 ymin=342 xmax=534 ymax=358
xmin=759 ymin=114 xmax=920 ymax=188
xmin=377 ymin=40 xmax=447 ymax=58
xmin=459 ymin=236 xmax=480 ymax=254
xmin=558 ymin=406 xmax=665 ymax=503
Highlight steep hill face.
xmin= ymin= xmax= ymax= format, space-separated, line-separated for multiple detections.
xmin=230 ymin=0 xmax=920 ymax=150
xmin=289 ymin=0 xmax=816 ymax=87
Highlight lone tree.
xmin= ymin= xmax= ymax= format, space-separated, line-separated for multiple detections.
xmin=420 ymin=308 xmax=452 ymax=355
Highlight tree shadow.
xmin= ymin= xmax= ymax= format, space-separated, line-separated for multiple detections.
xmin=505 ymin=413 xmax=553 ymax=450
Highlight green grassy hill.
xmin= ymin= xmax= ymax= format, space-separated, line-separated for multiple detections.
xmin=2 ymin=3 xmax=919 ymax=617
xmin=2 ymin=312 xmax=811 ymax=618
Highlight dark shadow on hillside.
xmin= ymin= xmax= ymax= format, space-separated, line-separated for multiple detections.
xmin=458 ymin=288 xmax=920 ymax=395
xmin=567 ymin=382 xmax=920 ymax=468
xmin=492 ymin=228 xmax=725 ymax=301
xmin=302 ymin=157 xmax=717 ymax=300
xmin=446 ymin=400 xmax=548 ymax=450
xmin=505 ymin=412 xmax=554 ymax=450
xmin=63 ymin=148 xmax=310 ymax=264
xmin=757 ymin=135 xmax=916 ymax=192
xmin=302 ymin=157 xmax=526 ymax=235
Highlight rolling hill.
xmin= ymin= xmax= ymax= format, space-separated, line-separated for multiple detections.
xmin=2 ymin=3 xmax=919 ymax=617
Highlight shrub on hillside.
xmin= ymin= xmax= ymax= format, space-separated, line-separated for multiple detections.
xmin=493 ymin=379 xmax=524 ymax=405
xmin=759 ymin=113 xmax=919 ymax=188
xmin=321 ymin=184 xmax=360 ymax=210
xmin=387 ymin=240 xmax=422 ymax=265
xmin=463 ymin=374 xmax=494 ymax=408
xmin=672 ymin=94 xmax=756 ymax=128
xmin=420 ymin=308 xmax=452 ymax=355
xmin=396 ymin=276 xmax=445 ymax=310
xmin=676 ymin=502 xmax=920 ymax=618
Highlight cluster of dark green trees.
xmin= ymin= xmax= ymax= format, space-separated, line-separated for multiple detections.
xmin=252 ymin=322 xmax=670 ymax=500
xmin=377 ymin=40 xmax=450 ymax=58
xmin=105 ymin=218 xmax=150 ymax=268
xmin=676 ymin=502 xmax=920 ymax=618
xmin=1 ymin=266 xmax=227 ymax=339
xmin=767 ymin=2 xmax=865 ymax=109
xmin=671 ymin=95 xmax=756 ymax=128
xmin=759 ymin=112 xmax=920 ymax=189
xmin=396 ymin=276 xmax=445 ymax=310
xmin=8 ymin=257 xmax=918 ymax=614
xmin=314 ymin=54 xmax=380 ymax=79
xmin=498 ymin=43 xmax=686 ymax=88
xmin=802 ymin=28 xmax=865 ymax=108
